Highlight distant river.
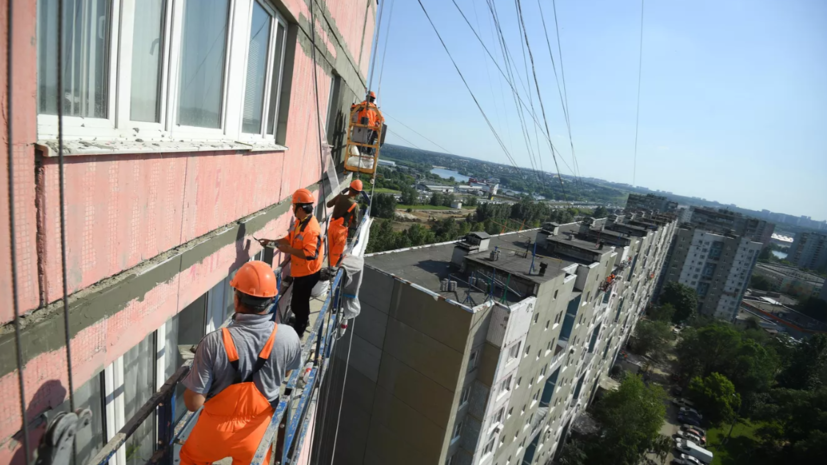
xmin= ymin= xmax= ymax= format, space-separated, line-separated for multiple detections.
xmin=430 ymin=168 xmax=470 ymax=182
xmin=771 ymin=250 xmax=788 ymax=260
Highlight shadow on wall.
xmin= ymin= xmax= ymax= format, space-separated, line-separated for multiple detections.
xmin=9 ymin=379 xmax=68 ymax=465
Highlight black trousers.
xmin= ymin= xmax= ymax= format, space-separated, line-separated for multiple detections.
xmin=291 ymin=271 xmax=320 ymax=337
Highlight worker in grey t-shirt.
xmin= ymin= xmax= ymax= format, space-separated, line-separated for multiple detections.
xmin=179 ymin=261 xmax=302 ymax=465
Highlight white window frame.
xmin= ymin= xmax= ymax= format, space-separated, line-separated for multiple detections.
xmin=508 ymin=341 xmax=520 ymax=361
xmin=460 ymin=385 xmax=471 ymax=406
xmin=500 ymin=375 xmax=512 ymax=394
xmin=37 ymin=0 xmax=123 ymax=139
xmin=483 ymin=436 xmax=496 ymax=455
xmin=37 ymin=0 xmax=290 ymax=147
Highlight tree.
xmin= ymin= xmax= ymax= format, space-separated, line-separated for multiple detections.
xmin=632 ymin=320 xmax=673 ymax=358
xmin=778 ymin=334 xmax=827 ymax=390
xmin=660 ymin=282 xmax=698 ymax=323
xmin=758 ymin=247 xmax=773 ymax=262
xmin=429 ymin=192 xmax=443 ymax=206
xmin=688 ymin=372 xmax=741 ymax=425
xmin=651 ymin=435 xmax=673 ymax=465
xmin=400 ymin=186 xmax=418 ymax=205
xmin=750 ymin=274 xmax=775 ymax=291
xmin=589 ymin=374 xmax=666 ymax=465
xmin=464 ymin=195 xmax=478 ymax=207
xmin=647 ymin=303 xmax=675 ymax=322
xmin=556 ymin=439 xmax=587 ymax=465
xmin=372 ymin=193 xmax=397 ymax=219
xmin=592 ymin=206 xmax=609 ymax=218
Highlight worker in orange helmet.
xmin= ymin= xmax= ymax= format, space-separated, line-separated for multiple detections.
xmin=326 ymin=179 xmax=368 ymax=266
xmin=351 ymin=91 xmax=384 ymax=155
xmin=179 ymin=261 xmax=302 ymax=465
xmin=258 ymin=188 xmax=324 ymax=337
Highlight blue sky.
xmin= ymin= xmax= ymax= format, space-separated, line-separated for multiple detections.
xmin=370 ymin=0 xmax=827 ymax=220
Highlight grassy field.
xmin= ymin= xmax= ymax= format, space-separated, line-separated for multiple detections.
xmin=372 ymin=188 xmax=401 ymax=194
xmin=705 ymin=420 xmax=763 ymax=465
xmin=397 ymin=204 xmax=477 ymax=211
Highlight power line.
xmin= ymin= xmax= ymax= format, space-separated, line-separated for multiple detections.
xmin=633 ymin=0 xmax=645 ymax=186
xmin=383 ymin=113 xmax=451 ymax=153
xmin=416 ymin=0 xmax=522 ymax=174
xmin=376 ymin=0 xmax=396 ymax=103
xmin=387 ymin=128 xmax=423 ymax=150
xmin=450 ymin=0 xmax=578 ymax=178
xmin=514 ymin=0 xmax=564 ymax=188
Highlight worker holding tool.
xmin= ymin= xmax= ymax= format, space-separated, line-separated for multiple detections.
xmin=179 ymin=261 xmax=302 ymax=465
xmin=258 ymin=188 xmax=323 ymax=338
xmin=327 ymin=179 xmax=368 ymax=266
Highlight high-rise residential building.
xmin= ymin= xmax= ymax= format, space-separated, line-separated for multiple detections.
xmin=688 ymin=207 xmax=775 ymax=248
xmin=316 ymin=214 xmax=678 ymax=465
xmin=661 ymin=227 xmax=762 ymax=321
xmin=625 ymin=193 xmax=678 ymax=213
xmin=788 ymin=232 xmax=827 ymax=272
xmin=0 ymin=1 xmax=377 ymax=463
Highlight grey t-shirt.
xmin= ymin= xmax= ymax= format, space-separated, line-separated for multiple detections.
xmin=182 ymin=313 xmax=302 ymax=405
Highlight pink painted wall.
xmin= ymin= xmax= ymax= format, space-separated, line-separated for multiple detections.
xmin=0 ymin=0 xmax=374 ymax=461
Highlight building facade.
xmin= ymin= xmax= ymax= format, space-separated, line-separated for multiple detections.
xmin=752 ymin=263 xmax=824 ymax=299
xmin=788 ymin=232 xmax=827 ymax=272
xmin=625 ymin=193 xmax=678 ymax=213
xmin=661 ymin=228 xmax=762 ymax=321
xmin=317 ymin=213 xmax=677 ymax=464
xmin=688 ymin=207 xmax=775 ymax=249
xmin=0 ymin=0 xmax=376 ymax=463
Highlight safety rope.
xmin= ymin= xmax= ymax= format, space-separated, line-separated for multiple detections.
xmin=57 ymin=0 xmax=77 ymax=416
xmin=375 ymin=0 xmax=396 ymax=106
xmin=308 ymin=0 xmax=329 ymax=237
xmin=328 ymin=317 xmax=355 ymax=465
xmin=6 ymin=1 xmax=31 ymax=462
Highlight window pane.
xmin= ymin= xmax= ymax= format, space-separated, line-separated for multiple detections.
xmin=178 ymin=0 xmax=230 ymax=128
xmin=266 ymin=22 xmax=286 ymax=135
xmin=123 ymin=333 xmax=155 ymax=465
xmin=37 ymin=0 xmax=111 ymax=118
xmin=130 ymin=0 xmax=165 ymax=122
xmin=242 ymin=2 xmax=272 ymax=134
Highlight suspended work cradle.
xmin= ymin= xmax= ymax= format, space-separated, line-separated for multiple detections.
xmin=343 ymin=97 xmax=387 ymax=175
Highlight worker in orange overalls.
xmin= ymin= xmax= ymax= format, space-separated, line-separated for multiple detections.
xmin=327 ymin=179 xmax=365 ymax=266
xmin=179 ymin=261 xmax=302 ymax=465
xmin=259 ymin=188 xmax=324 ymax=338
xmin=351 ymin=91 xmax=384 ymax=155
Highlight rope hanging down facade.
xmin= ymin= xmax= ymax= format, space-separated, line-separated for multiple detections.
xmin=7 ymin=0 xmax=32 ymax=462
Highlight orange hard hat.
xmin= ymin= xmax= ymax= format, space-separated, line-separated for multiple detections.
xmin=230 ymin=261 xmax=278 ymax=298
xmin=292 ymin=188 xmax=314 ymax=205
xmin=350 ymin=179 xmax=363 ymax=192
xmin=369 ymin=91 xmax=376 ymax=99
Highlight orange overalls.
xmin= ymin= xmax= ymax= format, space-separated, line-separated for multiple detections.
xmin=288 ymin=216 xmax=324 ymax=278
xmin=329 ymin=203 xmax=357 ymax=267
xmin=179 ymin=325 xmax=279 ymax=465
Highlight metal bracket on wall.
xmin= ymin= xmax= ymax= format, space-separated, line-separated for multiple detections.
xmin=35 ymin=409 xmax=93 ymax=465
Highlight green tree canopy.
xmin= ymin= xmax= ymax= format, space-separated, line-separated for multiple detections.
xmin=688 ymin=372 xmax=741 ymax=425
xmin=750 ymin=274 xmax=776 ymax=291
xmin=647 ymin=303 xmax=676 ymax=322
xmin=632 ymin=320 xmax=673 ymax=358
xmin=660 ymin=282 xmax=698 ymax=323
xmin=778 ymin=334 xmax=827 ymax=391
xmin=589 ymin=374 xmax=666 ymax=465
xmin=794 ymin=297 xmax=827 ymax=322
xmin=372 ymin=193 xmax=397 ymax=219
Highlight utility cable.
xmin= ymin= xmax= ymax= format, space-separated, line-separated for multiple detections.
xmin=375 ymin=0 xmax=396 ymax=105
xmin=383 ymin=113 xmax=450 ymax=153
xmin=387 ymin=128 xmax=423 ymax=151
xmin=451 ymin=0 xmax=578 ymax=178
xmin=7 ymin=0 xmax=31 ymax=463
xmin=515 ymin=0 xmax=564 ymax=188
xmin=551 ymin=0 xmax=581 ymax=181
xmin=633 ymin=0 xmax=645 ymax=186
xmin=366 ymin=0 xmax=387 ymax=93
xmin=416 ymin=0 xmax=521 ymax=174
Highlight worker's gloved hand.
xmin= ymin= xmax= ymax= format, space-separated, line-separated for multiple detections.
xmin=257 ymin=238 xmax=272 ymax=247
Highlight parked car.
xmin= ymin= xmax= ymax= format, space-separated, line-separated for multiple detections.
xmin=679 ymin=406 xmax=703 ymax=419
xmin=671 ymin=386 xmax=684 ymax=396
xmin=681 ymin=424 xmax=707 ymax=436
xmin=672 ymin=397 xmax=695 ymax=408
xmin=674 ymin=430 xmax=704 ymax=445
xmin=680 ymin=454 xmax=702 ymax=465
xmin=671 ymin=459 xmax=690 ymax=465
xmin=674 ymin=439 xmax=692 ymax=456
xmin=679 ymin=415 xmax=702 ymax=427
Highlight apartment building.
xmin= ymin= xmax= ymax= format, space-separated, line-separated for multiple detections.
xmin=661 ymin=228 xmax=762 ymax=321
xmin=788 ymin=232 xmax=827 ymax=272
xmin=688 ymin=207 xmax=775 ymax=248
xmin=0 ymin=1 xmax=376 ymax=464
xmin=316 ymin=213 xmax=677 ymax=465
xmin=625 ymin=193 xmax=678 ymax=213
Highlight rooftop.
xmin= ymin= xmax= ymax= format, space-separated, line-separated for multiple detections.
xmin=366 ymin=230 xmax=577 ymax=306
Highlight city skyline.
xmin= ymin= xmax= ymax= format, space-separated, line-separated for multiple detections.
xmin=375 ymin=0 xmax=827 ymax=220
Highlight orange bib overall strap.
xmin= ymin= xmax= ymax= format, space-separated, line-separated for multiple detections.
xmin=329 ymin=203 xmax=356 ymax=267
xmin=179 ymin=325 xmax=279 ymax=465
